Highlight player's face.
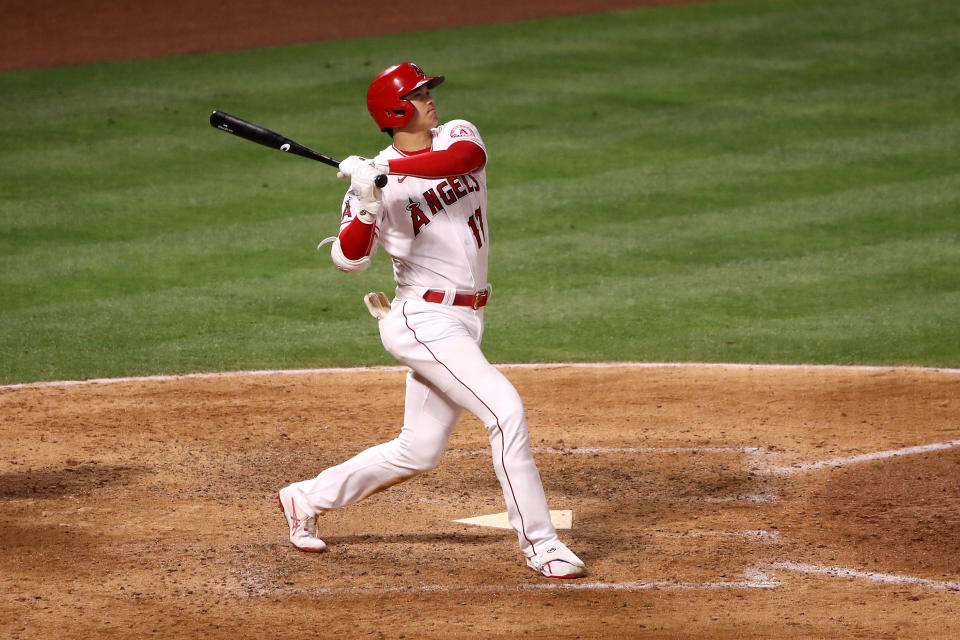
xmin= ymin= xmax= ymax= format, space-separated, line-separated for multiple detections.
xmin=403 ymin=85 xmax=438 ymax=131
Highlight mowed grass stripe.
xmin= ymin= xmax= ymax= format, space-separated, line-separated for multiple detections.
xmin=7 ymin=165 xmax=955 ymax=313
xmin=489 ymin=236 xmax=960 ymax=365
xmin=5 ymin=116 xmax=955 ymax=252
xmin=493 ymin=123 xmax=960 ymax=217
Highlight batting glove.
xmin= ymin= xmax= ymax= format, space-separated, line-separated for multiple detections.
xmin=350 ymin=166 xmax=383 ymax=223
xmin=337 ymin=155 xmax=374 ymax=179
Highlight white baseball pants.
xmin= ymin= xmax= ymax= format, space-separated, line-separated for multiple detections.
xmin=289 ymin=297 xmax=559 ymax=558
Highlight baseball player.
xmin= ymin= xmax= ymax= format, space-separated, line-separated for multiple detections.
xmin=277 ymin=62 xmax=585 ymax=579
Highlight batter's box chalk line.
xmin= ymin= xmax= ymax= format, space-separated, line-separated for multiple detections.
xmin=264 ymin=563 xmax=960 ymax=597
xmin=766 ymin=439 xmax=960 ymax=475
xmin=519 ymin=569 xmax=781 ymax=591
xmin=453 ymin=439 xmax=960 ymax=480
xmin=532 ymin=564 xmax=960 ymax=594
xmin=649 ymin=529 xmax=780 ymax=540
xmin=268 ymin=570 xmax=783 ymax=596
xmin=450 ymin=445 xmax=769 ymax=459
xmin=772 ymin=562 xmax=960 ymax=592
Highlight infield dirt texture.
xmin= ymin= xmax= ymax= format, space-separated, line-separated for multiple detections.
xmin=2 ymin=2 xmax=959 ymax=639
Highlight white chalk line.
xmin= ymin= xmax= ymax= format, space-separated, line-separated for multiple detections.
xmin=701 ymin=493 xmax=779 ymax=504
xmin=649 ymin=529 xmax=780 ymax=540
xmin=3 ymin=360 xmax=959 ymax=391
xmin=610 ymin=493 xmax=778 ymax=505
xmin=454 ymin=439 xmax=960 ymax=480
xmin=259 ymin=562 xmax=960 ymax=597
xmin=773 ymin=562 xmax=960 ymax=592
xmin=537 ymin=445 xmax=765 ymax=455
xmin=519 ymin=570 xmax=781 ymax=591
xmin=258 ymin=570 xmax=781 ymax=597
xmin=492 ymin=440 xmax=960 ymax=478
xmin=449 ymin=445 xmax=764 ymax=457
xmin=769 ymin=440 xmax=960 ymax=475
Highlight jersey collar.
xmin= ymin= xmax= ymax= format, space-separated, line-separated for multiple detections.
xmin=392 ymin=144 xmax=433 ymax=157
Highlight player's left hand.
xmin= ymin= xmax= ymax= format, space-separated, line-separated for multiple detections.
xmin=337 ymin=155 xmax=374 ymax=179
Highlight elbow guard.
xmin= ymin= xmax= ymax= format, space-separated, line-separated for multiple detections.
xmin=330 ymin=237 xmax=371 ymax=273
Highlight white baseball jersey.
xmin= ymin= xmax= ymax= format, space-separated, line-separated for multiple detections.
xmin=339 ymin=119 xmax=489 ymax=296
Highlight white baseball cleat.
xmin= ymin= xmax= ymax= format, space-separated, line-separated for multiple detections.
xmin=526 ymin=541 xmax=586 ymax=578
xmin=277 ymin=486 xmax=327 ymax=552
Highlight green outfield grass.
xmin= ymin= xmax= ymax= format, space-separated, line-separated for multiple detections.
xmin=1 ymin=0 xmax=958 ymax=383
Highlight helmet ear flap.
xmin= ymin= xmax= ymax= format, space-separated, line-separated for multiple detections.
xmin=373 ymin=104 xmax=410 ymax=132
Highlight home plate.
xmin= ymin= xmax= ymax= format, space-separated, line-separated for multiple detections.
xmin=453 ymin=510 xmax=573 ymax=530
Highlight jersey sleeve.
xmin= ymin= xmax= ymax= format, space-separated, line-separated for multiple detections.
xmin=440 ymin=119 xmax=485 ymax=156
xmin=337 ymin=194 xmax=378 ymax=260
xmin=384 ymin=141 xmax=485 ymax=179
xmin=382 ymin=119 xmax=487 ymax=178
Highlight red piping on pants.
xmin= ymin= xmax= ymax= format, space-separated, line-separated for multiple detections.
xmin=401 ymin=302 xmax=536 ymax=554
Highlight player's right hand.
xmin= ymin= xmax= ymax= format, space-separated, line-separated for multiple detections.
xmin=350 ymin=166 xmax=383 ymax=223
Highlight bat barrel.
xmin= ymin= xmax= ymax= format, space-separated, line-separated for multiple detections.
xmin=211 ymin=110 xmax=388 ymax=188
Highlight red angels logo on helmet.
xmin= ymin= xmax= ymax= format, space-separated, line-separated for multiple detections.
xmin=408 ymin=63 xmax=426 ymax=78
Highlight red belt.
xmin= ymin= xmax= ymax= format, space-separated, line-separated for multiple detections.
xmin=422 ymin=288 xmax=489 ymax=310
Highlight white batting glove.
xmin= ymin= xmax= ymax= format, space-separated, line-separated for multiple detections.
xmin=351 ymin=166 xmax=383 ymax=224
xmin=337 ymin=155 xmax=373 ymax=179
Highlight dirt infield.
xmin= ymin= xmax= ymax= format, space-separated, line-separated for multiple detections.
xmin=2 ymin=364 xmax=959 ymax=638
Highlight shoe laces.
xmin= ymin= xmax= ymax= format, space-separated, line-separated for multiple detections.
xmin=292 ymin=514 xmax=316 ymax=535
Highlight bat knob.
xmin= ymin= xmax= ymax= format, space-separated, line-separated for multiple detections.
xmin=375 ymin=174 xmax=388 ymax=189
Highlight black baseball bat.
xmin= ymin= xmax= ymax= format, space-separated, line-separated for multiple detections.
xmin=209 ymin=110 xmax=387 ymax=188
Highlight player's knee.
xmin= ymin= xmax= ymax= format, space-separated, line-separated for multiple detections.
xmin=390 ymin=436 xmax=443 ymax=473
xmin=412 ymin=451 xmax=442 ymax=473
xmin=399 ymin=449 xmax=441 ymax=473
xmin=502 ymin=405 xmax=526 ymax=429
xmin=486 ymin=403 xmax=528 ymax=440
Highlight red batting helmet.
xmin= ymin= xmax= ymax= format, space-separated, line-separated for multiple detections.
xmin=366 ymin=62 xmax=445 ymax=131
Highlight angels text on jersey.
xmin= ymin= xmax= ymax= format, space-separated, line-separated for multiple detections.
xmin=404 ymin=173 xmax=484 ymax=245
